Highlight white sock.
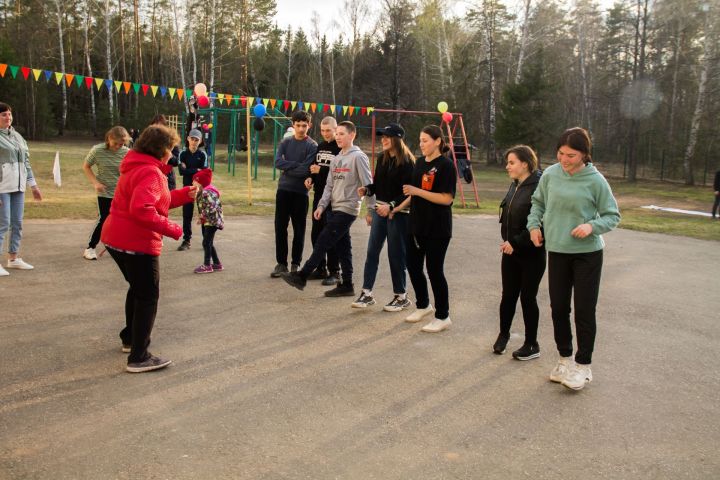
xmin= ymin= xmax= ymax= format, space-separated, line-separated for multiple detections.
xmin=396 ymin=293 xmax=407 ymax=300
xmin=363 ymin=289 xmax=372 ymax=296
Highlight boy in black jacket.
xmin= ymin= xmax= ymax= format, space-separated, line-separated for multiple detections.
xmin=177 ymin=129 xmax=208 ymax=250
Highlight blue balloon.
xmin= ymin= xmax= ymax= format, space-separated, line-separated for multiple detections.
xmin=253 ymin=104 xmax=267 ymax=118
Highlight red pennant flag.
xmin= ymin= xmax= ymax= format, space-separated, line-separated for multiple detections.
xmin=84 ymin=77 xmax=93 ymax=89
xmin=240 ymin=96 xmax=247 ymax=107
xmin=322 ymin=104 xmax=330 ymax=112
xmin=141 ymin=84 xmax=149 ymax=96
xmin=20 ymin=66 xmax=30 ymax=80
xmin=361 ymin=107 xmax=367 ymax=116
xmin=122 ymin=81 xmax=131 ymax=93
xmin=65 ymin=73 xmax=74 ymax=86
xmin=0 ymin=64 xmax=7 ymax=77
xmin=282 ymin=100 xmax=290 ymax=111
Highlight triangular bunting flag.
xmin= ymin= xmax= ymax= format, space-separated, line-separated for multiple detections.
xmin=55 ymin=72 xmax=63 ymax=84
xmin=159 ymin=86 xmax=167 ymax=97
xmin=104 ymin=79 xmax=113 ymax=91
xmin=330 ymin=104 xmax=335 ymax=114
xmin=114 ymin=80 xmax=122 ymax=92
xmin=342 ymin=106 xmax=348 ymax=115
xmin=122 ymin=82 xmax=131 ymax=93
xmin=350 ymin=106 xmax=356 ymax=116
xmin=291 ymin=101 xmax=297 ymax=110
xmin=318 ymin=103 xmax=324 ymax=112
xmin=132 ymin=83 xmax=140 ymax=94
xmin=186 ymin=89 xmax=192 ymax=100
xmin=310 ymin=103 xmax=317 ymax=113
xmin=64 ymin=73 xmax=74 ymax=86
xmin=336 ymin=105 xmax=343 ymax=115
xmin=74 ymin=75 xmax=85 ymax=87
xmin=44 ymin=70 xmax=53 ymax=81
xmin=282 ymin=100 xmax=290 ymax=111
xmin=247 ymin=97 xmax=254 ymax=106
xmin=218 ymin=93 xmax=225 ymax=102
xmin=233 ymin=96 xmax=239 ymax=105
xmin=150 ymin=85 xmax=158 ymax=97
xmin=95 ymin=78 xmax=104 ymax=90
xmin=270 ymin=99 xmax=277 ymax=109
xmin=0 ymin=64 xmax=7 ymax=77
xmin=263 ymin=98 xmax=270 ymax=107
xmin=323 ymin=104 xmax=330 ymax=112
xmin=20 ymin=67 xmax=30 ymax=80
xmin=361 ymin=107 xmax=367 ymax=116
xmin=177 ymin=88 xmax=184 ymax=100
xmin=8 ymin=65 xmax=19 ymax=78
xmin=297 ymin=101 xmax=304 ymax=111
xmin=84 ymin=77 xmax=93 ymax=89
xmin=367 ymin=107 xmax=375 ymax=115
xmin=168 ymin=87 xmax=176 ymax=99
xmin=32 ymin=69 xmax=42 ymax=81
xmin=240 ymin=96 xmax=247 ymax=107
xmin=141 ymin=84 xmax=149 ymax=96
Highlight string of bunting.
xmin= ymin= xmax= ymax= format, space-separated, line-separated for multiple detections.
xmin=0 ymin=62 xmax=376 ymax=117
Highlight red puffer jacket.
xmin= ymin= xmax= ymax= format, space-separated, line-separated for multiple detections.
xmin=101 ymin=150 xmax=193 ymax=256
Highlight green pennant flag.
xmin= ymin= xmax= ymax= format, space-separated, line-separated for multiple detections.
xmin=185 ymin=89 xmax=193 ymax=100
xmin=75 ymin=75 xmax=85 ymax=87
xmin=132 ymin=83 xmax=141 ymax=94
xmin=233 ymin=96 xmax=239 ymax=105
xmin=9 ymin=65 xmax=19 ymax=78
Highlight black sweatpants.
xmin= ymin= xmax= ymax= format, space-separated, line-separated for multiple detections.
xmin=202 ymin=225 xmax=220 ymax=265
xmin=406 ymin=235 xmax=451 ymax=320
xmin=548 ymin=250 xmax=603 ymax=365
xmin=107 ymin=248 xmax=160 ymax=364
xmin=300 ymin=210 xmax=356 ymax=283
xmin=182 ymin=202 xmax=194 ymax=241
xmin=499 ymin=250 xmax=546 ymax=344
xmin=712 ymin=194 xmax=720 ymax=217
xmin=88 ymin=196 xmax=113 ymax=249
xmin=275 ymin=189 xmax=309 ymax=267
xmin=310 ymin=195 xmax=339 ymax=273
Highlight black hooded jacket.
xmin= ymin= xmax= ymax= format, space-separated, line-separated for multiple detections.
xmin=499 ymin=170 xmax=545 ymax=255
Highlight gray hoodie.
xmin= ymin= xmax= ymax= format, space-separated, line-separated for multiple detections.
xmin=318 ymin=145 xmax=372 ymax=216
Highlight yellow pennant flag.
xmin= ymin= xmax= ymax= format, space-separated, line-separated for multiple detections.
xmin=342 ymin=105 xmax=348 ymax=115
xmin=54 ymin=72 xmax=63 ymax=84
xmin=64 ymin=73 xmax=74 ymax=86
xmin=291 ymin=101 xmax=297 ymax=110
xmin=94 ymin=78 xmax=104 ymax=90
xmin=151 ymin=85 xmax=158 ymax=97
xmin=330 ymin=104 xmax=336 ymax=113
xmin=247 ymin=97 xmax=254 ymax=106
xmin=114 ymin=80 xmax=122 ymax=92
xmin=168 ymin=87 xmax=176 ymax=99
xmin=367 ymin=107 xmax=375 ymax=115
xmin=32 ymin=69 xmax=41 ymax=81
xmin=218 ymin=93 xmax=225 ymax=103
xmin=263 ymin=98 xmax=270 ymax=107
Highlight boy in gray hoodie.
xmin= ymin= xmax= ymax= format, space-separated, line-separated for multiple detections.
xmin=281 ymin=121 xmax=372 ymax=297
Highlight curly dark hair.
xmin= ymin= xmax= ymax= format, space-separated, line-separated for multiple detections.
xmin=133 ymin=125 xmax=180 ymax=160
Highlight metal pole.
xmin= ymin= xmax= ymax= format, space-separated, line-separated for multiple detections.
xmin=246 ymin=106 xmax=252 ymax=204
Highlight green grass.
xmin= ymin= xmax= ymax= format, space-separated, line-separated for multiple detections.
xmin=21 ymin=140 xmax=720 ymax=241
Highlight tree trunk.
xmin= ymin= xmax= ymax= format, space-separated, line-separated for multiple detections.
xmin=84 ymin=0 xmax=97 ymax=135
xmin=104 ymin=0 xmax=114 ymax=124
xmin=209 ymin=0 xmax=216 ymax=91
xmin=173 ymin=0 xmax=187 ymax=111
xmin=515 ymin=0 xmax=531 ymax=83
xmin=133 ymin=0 xmax=143 ymax=116
xmin=186 ymin=0 xmax=197 ymax=85
xmin=117 ymin=0 xmax=127 ymax=116
xmin=55 ymin=0 xmax=67 ymax=135
xmin=577 ymin=20 xmax=590 ymax=130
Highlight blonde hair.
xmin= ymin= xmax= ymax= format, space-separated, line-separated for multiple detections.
xmin=105 ymin=126 xmax=129 ymax=148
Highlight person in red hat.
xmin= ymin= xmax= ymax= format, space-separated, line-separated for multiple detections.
xmin=101 ymin=125 xmax=197 ymax=373
xmin=192 ymin=168 xmax=224 ymax=273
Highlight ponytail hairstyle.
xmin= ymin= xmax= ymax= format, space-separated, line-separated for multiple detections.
xmin=504 ymin=145 xmax=538 ymax=174
xmin=421 ymin=124 xmax=450 ymax=156
xmin=557 ymin=127 xmax=592 ymax=164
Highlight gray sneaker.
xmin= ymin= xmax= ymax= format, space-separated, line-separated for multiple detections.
xmin=126 ymin=355 xmax=172 ymax=373
xmin=270 ymin=263 xmax=289 ymax=278
xmin=351 ymin=292 xmax=376 ymax=308
xmin=322 ymin=272 xmax=340 ymax=286
xmin=383 ymin=295 xmax=412 ymax=312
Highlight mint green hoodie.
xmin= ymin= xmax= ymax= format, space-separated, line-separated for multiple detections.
xmin=527 ymin=162 xmax=620 ymax=254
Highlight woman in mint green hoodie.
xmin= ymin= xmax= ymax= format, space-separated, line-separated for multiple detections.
xmin=527 ymin=127 xmax=620 ymax=391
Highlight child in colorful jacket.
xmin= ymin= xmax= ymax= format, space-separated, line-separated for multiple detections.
xmin=192 ymin=169 xmax=224 ymax=273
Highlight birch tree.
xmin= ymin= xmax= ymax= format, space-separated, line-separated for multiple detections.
xmin=83 ymin=0 xmax=97 ymax=135
xmin=104 ymin=0 xmax=114 ymax=123
xmin=55 ymin=0 xmax=67 ymax=135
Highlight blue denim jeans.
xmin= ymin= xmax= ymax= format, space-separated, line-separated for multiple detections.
xmin=0 ymin=191 xmax=25 ymax=254
xmin=362 ymin=210 xmax=408 ymax=294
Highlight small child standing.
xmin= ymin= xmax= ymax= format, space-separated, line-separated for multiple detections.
xmin=192 ymin=169 xmax=224 ymax=273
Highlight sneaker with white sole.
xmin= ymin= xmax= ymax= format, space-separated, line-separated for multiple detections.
xmin=7 ymin=258 xmax=33 ymax=270
xmin=549 ymin=357 xmax=574 ymax=383
xmin=83 ymin=247 xmax=98 ymax=260
xmin=0 ymin=265 xmax=8 ymax=276
xmin=383 ymin=295 xmax=412 ymax=312
xmin=405 ymin=305 xmax=435 ymax=323
xmin=421 ymin=317 xmax=452 ymax=333
xmin=562 ymin=363 xmax=592 ymax=390
xmin=126 ymin=355 xmax=172 ymax=373
xmin=351 ymin=291 xmax=375 ymax=308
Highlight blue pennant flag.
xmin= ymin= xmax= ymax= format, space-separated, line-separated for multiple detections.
xmin=159 ymin=86 xmax=167 ymax=97
xmin=104 ymin=79 xmax=113 ymax=91
xmin=43 ymin=70 xmax=53 ymax=81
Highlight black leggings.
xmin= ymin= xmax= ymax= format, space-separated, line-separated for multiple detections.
xmin=548 ymin=250 xmax=603 ymax=365
xmin=202 ymin=225 xmax=220 ymax=265
xmin=406 ymin=235 xmax=451 ymax=320
xmin=88 ymin=196 xmax=112 ymax=249
xmin=499 ymin=251 xmax=546 ymax=344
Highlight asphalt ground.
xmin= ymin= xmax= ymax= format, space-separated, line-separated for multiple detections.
xmin=1 ymin=215 xmax=719 ymax=479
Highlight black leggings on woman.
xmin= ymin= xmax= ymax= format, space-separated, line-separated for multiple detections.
xmin=406 ymin=234 xmax=451 ymax=320
xmin=499 ymin=251 xmax=546 ymax=344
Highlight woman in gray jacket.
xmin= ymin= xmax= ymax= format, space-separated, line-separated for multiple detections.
xmin=0 ymin=102 xmax=42 ymax=277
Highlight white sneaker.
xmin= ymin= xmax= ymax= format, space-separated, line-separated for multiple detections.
xmin=549 ymin=357 xmax=573 ymax=383
xmin=405 ymin=305 xmax=435 ymax=323
xmin=0 ymin=265 xmax=8 ymax=276
xmin=7 ymin=258 xmax=33 ymax=270
xmin=562 ymin=364 xmax=592 ymax=391
xmin=83 ymin=247 xmax=98 ymax=260
xmin=421 ymin=317 xmax=452 ymax=333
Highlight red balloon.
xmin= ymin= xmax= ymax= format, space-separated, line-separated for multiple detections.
xmin=197 ymin=95 xmax=210 ymax=108
xmin=442 ymin=112 xmax=453 ymax=123
xmin=202 ymin=123 xmax=209 ymax=131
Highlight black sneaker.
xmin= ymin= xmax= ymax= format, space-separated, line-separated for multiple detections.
xmin=512 ymin=342 xmax=540 ymax=361
xmin=307 ymin=267 xmax=328 ymax=280
xmin=383 ymin=295 xmax=412 ymax=312
xmin=321 ymin=272 xmax=340 ymax=286
xmin=270 ymin=263 xmax=289 ymax=278
xmin=325 ymin=281 xmax=355 ymax=297
xmin=493 ymin=333 xmax=510 ymax=354
xmin=291 ymin=264 xmax=299 ymax=273
xmin=126 ymin=355 xmax=172 ymax=373
xmin=177 ymin=240 xmax=191 ymax=251
xmin=281 ymin=271 xmax=306 ymax=290
xmin=351 ymin=292 xmax=375 ymax=308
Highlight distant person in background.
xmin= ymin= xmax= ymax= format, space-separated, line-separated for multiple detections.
xmin=527 ymin=127 xmax=620 ymax=391
xmin=0 ymin=101 xmax=43 ymax=278
xmin=177 ymin=129 xmax=208 ymax=251
xmin=712 ymin=169 xmax=720 ymax=219
xmin=81 ymin=126 xmax=130 ymax=260
xmin=130 ymin=128 xmax=140 ymax=147
xmin=149 ymin=115 xmax=179 ymax=190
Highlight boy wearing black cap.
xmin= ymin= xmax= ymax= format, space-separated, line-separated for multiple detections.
xmin=178 ymin=129 xmax=208 ymax=250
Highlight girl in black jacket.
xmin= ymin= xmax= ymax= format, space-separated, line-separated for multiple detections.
xmin=494 ymin=145 xmax=546 ymax=360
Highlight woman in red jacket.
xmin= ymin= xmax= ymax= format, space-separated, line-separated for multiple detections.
xmin=101 ymin=125 xmax=197 ymax=373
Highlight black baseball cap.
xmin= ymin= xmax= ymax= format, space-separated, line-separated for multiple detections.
xmin=375 ymin=123 xmax=405 ymax=138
